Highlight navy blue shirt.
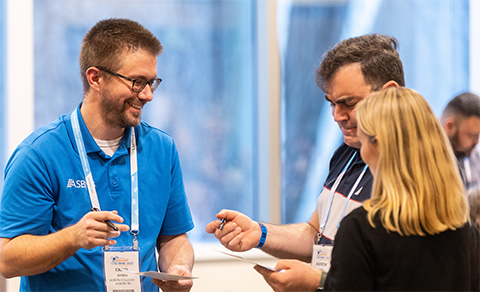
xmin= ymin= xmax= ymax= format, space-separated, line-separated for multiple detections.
xmin=316 ymin=143 xmax=373 ymax=244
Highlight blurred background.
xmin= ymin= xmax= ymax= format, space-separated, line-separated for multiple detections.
xmin=1 ymin=0 xmax=479 ymax=291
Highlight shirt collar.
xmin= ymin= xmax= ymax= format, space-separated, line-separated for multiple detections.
xmin=67 ymin=103 xmax=133 ymax=155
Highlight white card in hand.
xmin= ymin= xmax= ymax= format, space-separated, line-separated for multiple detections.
xmin=120 ymin=269 xmax=197 ymax=281
xmin=214 ymin=249 xmax=278 ymax=271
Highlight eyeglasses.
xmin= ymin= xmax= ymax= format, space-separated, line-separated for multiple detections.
xmin=95 ymin=66 xmax=162 ymax=93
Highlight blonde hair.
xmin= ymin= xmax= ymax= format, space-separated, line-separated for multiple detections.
xmin=356 ymin=87 xmax=468 ymax=236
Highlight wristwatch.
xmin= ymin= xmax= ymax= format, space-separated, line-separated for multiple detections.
xmin=316 ymin=270 xmax=328 ymax=291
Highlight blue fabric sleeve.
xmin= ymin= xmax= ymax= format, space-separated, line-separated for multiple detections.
xmin=1 ymin=144 xmax=55 ymax=238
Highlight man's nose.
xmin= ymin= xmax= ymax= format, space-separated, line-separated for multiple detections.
xmin=137 ymin=85 xmax=154 ymax=102
xmin=333 ymin=106 xmax=348 ymax=122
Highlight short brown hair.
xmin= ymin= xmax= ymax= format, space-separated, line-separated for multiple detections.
xmin=316 ymin=34 xmax=405 ymax=93
xmin=79 ymin=18 xmax=163 ymax=93
xmin=441 ymin=92 xmax=480 ymax=121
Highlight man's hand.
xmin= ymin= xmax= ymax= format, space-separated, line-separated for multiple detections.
xmin=152 ymin=265 xmax=193 ymax=292
xmin=71 ymin=210 xmax=129 ymax=249
xmin=0 ymin=210 xmax=130 ymax=278
xmin=205 ymin=209 xmax=262 ymax=252
xmin=254 ymin=259 xmax=322 ymax=292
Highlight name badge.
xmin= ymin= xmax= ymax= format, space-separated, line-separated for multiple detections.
xmin=311 ymin=244 xmax=333 ymax=272
xmin=103 ymin=248 xmax=142 ymax=292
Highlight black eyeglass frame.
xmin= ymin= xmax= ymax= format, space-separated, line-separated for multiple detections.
xmin=95 ymin=66 xmax=162 ymax=93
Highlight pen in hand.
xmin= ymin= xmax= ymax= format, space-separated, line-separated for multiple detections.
xmin=219 ymin=218 xmax=227 ymax=230
xmin=91 ymin=207 xmax=119 ymax=231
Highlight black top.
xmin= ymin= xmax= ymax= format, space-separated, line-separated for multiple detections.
xmin=325 ymin=207 xmax=480 ymax=291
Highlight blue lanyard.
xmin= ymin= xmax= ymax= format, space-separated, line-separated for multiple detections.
xmin=319 ymin=152 xmax=368 ymax=238
xmin=71 ymin=110 xmax=139 ymax=249
xmin=129 ymin=128 xmax=140 ymax=249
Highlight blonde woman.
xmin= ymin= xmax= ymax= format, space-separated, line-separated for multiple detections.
xmin=324 ymin=87 xmax=479 ymax=291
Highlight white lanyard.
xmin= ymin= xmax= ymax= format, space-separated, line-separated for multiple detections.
xmin=71 ymin=110 xmax=140 ymax=249
xmin=337 ymin=164 xmax=368 ymax=228
xmin=318 ymin=152 xmax=368 ymax=240
xmin=464 ymin=156 xmax=471 ymax=184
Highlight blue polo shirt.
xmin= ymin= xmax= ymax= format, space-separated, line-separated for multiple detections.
xmin=0 ymin=105 xmax=194 ymax=291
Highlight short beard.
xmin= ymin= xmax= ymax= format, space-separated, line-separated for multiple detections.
xmin=450 ymin=131 xmax=473 ymax=159
xmin=100 ymin=90 xmax=142 ymax=129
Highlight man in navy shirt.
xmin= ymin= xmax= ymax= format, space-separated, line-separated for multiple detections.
xmin=0 ymin=18 xmax=194 ymax=292
xmin=206 ymin=33 xmax=405 ymax=292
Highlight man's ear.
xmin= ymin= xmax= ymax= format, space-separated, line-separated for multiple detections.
xmin=443 ymin=117 xmax=457 ymax=136
xmin=381 ymin=80 xmax=400 ymax=90
xmin=85 ymin=67 xmax=102 ymax=92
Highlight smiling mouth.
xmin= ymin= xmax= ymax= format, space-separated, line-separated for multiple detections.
xmin=128 ymin=102 xmax=143 ymax=110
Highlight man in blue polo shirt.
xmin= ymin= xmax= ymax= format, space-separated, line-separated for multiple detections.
xmin=0 ymin=18 xmax=194 ymax=292
xmin=206 ymin=34 xmax=405 ymax=292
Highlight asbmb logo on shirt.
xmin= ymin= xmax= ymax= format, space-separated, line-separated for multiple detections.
xmin=66 ymin=179 xmax=86 ymax=188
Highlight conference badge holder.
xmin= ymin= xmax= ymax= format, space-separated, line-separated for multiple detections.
xmin=103 ymin=246 xmax=142 ymax=292
xmin=311 ymin=243 xmax=333 ymax=272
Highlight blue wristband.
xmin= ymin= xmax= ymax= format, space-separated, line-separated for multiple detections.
xmin=256 ymin=222 xmax=267 ymax=248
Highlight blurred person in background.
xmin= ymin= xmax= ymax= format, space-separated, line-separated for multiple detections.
xmin=468 ymin=188 xmax=480 ymax=231
xmin=441 ymin=92 xmax=480 ymax=192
